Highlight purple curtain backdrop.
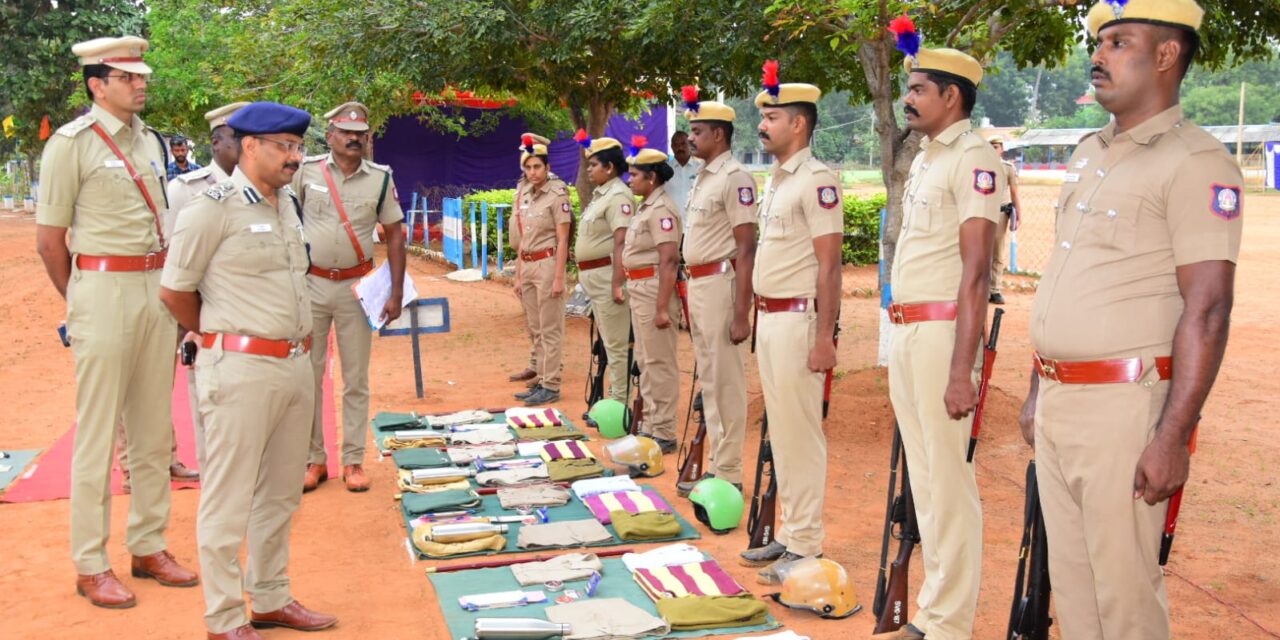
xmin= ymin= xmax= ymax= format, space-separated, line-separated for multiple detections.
xmin=373 ymin=106 xmax=670 ymax=212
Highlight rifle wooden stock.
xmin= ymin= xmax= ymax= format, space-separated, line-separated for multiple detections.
xmin=677 ymin=395 xmax=707 ymax=488
xmin=873 ymin=427 xmax=904 ymax=619
xmin=1007 ymin=460 xmax=1052 ymax=640
xmin=585 ymin=315 xmax=607 ymax=408
xmin=874 ymin=460 xmax=919 ymax=634
xmin=748 ymin=473 xmax=777 ymax=550
xmin=968 ymin=308 xmax=1004 ymax=463
xmin=746 ymin=415 xmax=776 ymax=549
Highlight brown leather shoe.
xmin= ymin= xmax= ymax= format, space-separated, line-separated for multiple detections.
xmin=170 ymin=461 xmax=200 ymax=482
xmin=303 ymin=463 xmax=328 ymax=492
xmin=250 ymin=600 xmax=338 ymax=631
xmin=207 ymin=624 xmax=264 ymax=640
xmin=342 ymin=464 xmax=370 ymax=492
xmin=508 ymin=367 xmax=537 ymax=382
xmin=76 ymin=569 xmax=136 ymax=609
xmin=131 ymin=550 xmax=199 ymax=587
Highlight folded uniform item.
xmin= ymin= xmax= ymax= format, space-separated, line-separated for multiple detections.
xmin=510 ymin=552 xmax=604 ymax=586
xmin=621 ymin=543 xmax=704 ymax=573
xmin=498 ymin=484 xmax=572 ymax=509
xmin=505 ymin=407 xmax=564 ymax=429
xmin=385 ymin=431 xmax=448 ymax=450
xmin=398 ymin=472 xmax=471 ymax=494
xmin=517 ymin=519 xmax=613 ymax=549
xmin=517 ymin=440 xmax=550 ymax=457
xmin=449 ymin=426 xmax=515 ymax=445
xmin=447 ymin=443 xmax=517 ymax=465
xmin=476 ymin=466 xmax=550 ymax=487
xmin=391 ymin=447 xmax=451 ymax=469
xmin=609 ymin=510 xmax=680 ymax=542
xmin=655 ymin=594 xmax=769 ymax=631
xmin=401 ymin=489 xmax=481 ymax=516
xmin=426 ymin=409 xmax=494 ymax=428
xmin=373 ymin=411 xmax=421 ymax=430
xmin=572 ymin=476 xmax=639 ymax=500
xmin=540 ymin=440 xmax=594 ymax=463
xmin=512 ymin=425 xmax=584 ymax=442
xmin=412 ymin=521 xmax=506 ymax=558
xmin=548 ymin=458 xmax=606 ymax=482
xmin=632 ymin=559 xmax=747 ymax=601
xmin=545 ymin=597 xmax=670 ymax=640
xmin=582 ymin=489 xmax=671 ymax=525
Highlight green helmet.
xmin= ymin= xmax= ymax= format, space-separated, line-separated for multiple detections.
xmin=587 ymin=399 xmax=627 ymax=439
xmin=689 ymin=477 xmax=744 ymax=534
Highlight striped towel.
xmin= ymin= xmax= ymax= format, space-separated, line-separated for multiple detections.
xmin=632 ymin=560 xmax=747 ymax=601
xmin=539 ymin=440 xmax=594 ymax=462
xmin=506 ymin=408 xmax=564 ymax=429
xmin=581 ymin=489 xmax=671 ymax=525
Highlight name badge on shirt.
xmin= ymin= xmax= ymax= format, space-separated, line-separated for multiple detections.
xmin=104 ymin=160 xmax=125 ymax=169
xmin=307 ymin=183 xmax=329 ymax=194
xmin=250 ymin=223 xmax=273 ymax=233
xmin=1063 ymin=173 xmax=1081 ymax=183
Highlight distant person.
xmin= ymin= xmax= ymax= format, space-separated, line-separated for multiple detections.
xmin=166 ymin=135 xmax=201 ymax=181
xmin=987 ymin=136 xmax=1022 ymax=305
xmin=665 ymin=131 xmax=702 ymax=220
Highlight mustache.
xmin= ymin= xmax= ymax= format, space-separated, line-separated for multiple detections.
xmin=758 ymin=132 xmax=771 ymax=141
xmin=1091 ymin=65 xmax=1109 ymax=80
xmin=345 ymin=141 xmax=363 ymax=149
xmin=283 ymin=162 xmax=300 ymax=172
xmin=903 ymin=105 xmax=920 ymax=117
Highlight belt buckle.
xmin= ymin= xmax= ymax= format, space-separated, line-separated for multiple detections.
xmin=1035 ymin=354 xmax=1058 ymax=380
xmin=328 ymin=268 xmax=343 ymax=280
xmin=143 ymin=251 xmax=159 ymax=271
xmin=890 ymin=304 xmax=905 ymax=324
xmin=288 ymin=341 xmax=307 ymax=358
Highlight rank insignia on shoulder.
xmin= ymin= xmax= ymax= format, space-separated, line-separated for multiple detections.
xmin=1210 ymin=184 xmax=1242 ymax=220
xmin=621 ymin=203 xmax=632 ymax=216
xmin=973 ymin=169 xmax=996 ymax=195
xmin=816 ymin=185 xmax=838 ymax=209
xmin=738 ymin=187 xmax=756 ymax=206
xmin=660 ymin=217 xmax=674 ymax=231
xmin=205 ymin=183 xmax=235 ymax=201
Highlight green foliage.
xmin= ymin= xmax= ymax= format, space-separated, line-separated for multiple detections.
xmin=843 ymin=192 xmax=886 ymax=265
xmin=1040 ymin=104 xmax=1111 ymax=129
xmin=463 ymin=188 xmax=584 ymax=262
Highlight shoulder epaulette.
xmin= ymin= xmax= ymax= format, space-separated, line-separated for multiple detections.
xmin=204 ymin=181 xmax=236 ymax=202
xmin=1170 ymin=121 xmax=1227 ymax=155
xmin=55 ymin=115 xmax=96 ymax=138
xmin=549 ymin=181 xmax=570 ymax=196
xmin=367 ymin=160 xmax=392 ymax=173
xmin=1076 ymin=130 xmax=1099 ymax=145
xmin=282 ymin=184 xmax=298 ymax=197
xmin=303 ymin=154 xmax=327 ymax=164
xmin=178 ymin=166 xmax=214 ymax=184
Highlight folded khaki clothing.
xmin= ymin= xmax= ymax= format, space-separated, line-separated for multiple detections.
xmin=425 ymin=409 xmax=493 ymax=428
xmin=397 ymin=471 xmax=471 ymax=494
xmin=476 ymin=466 xmax=550 ymax=487
xmin=513 ymin=425 xmax=583 ymax=442
xmin=610 ymin=510 xmax=680 ymax=541
xmin=546 ymin=597 xmax=670 ymax=639
xmin=655 ymin=594 xmax=769 ymax=631
xmin=411 ymin=522 xmax=505 ymax=558
xmin=449 ymin=427 xmax=515 ymax=445
xmin=391 ymin=447 xmax=451 ymax=469
xmin=497 ymin=484 xmax=572 ymax=509
xmin=401 ymin=489 xmax=481 ymax=516
xmin=517 ymin=519 xmax=613 ymax=549
xmin=510 ymin=552 xmax=604 ymax=586
xmin=548 ymin=458 xmax=606 ymax=482
xmin=447 ymin=443 xmax=517 ymax=465
xmin=385 ymin=433 xmax=447 ymax=450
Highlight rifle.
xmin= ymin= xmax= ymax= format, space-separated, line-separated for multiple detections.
xmin=1006 ymin=460 xmax=1052 ymax=640
xmin=624 ymin=326 xmax=644 ymax=435
xmin=745 ymin=414 xmax=776 ymax=549
xmin=873 ymin=457 xmax=919 ymax=634
xmin=676 ymin=391 xmax=707 ymax=495
xmin=872 ymin=427 xmax=904 ymax=619
xmin=1161 ymin=425 xmax=1198 ymax=566
xmin=968 ymin=307 xmax=1005 ymax=463
xmin=584 ymin=313 xmax=608 ymax=411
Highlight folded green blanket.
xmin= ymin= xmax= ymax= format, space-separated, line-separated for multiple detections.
xmin=401 ymin=489 xmax=481 ymax=516
xmin=391 ymin=447 xmax=451 ymax=469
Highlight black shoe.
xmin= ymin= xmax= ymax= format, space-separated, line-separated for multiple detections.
xmin=523 ymin=387 xmax=561 ymax=406
xmin=739 ymin=541 xmax=786 ymax=567
xmin=514 ymin=385 xmax=542 ymax=401
xmin=989 ymin=293 xmax=1006 ymax=305
xmin=652 ymin=437 xmax=677 ymax=454
xmin=677 ymin=472 xmax=715 ymax=497
xmin=757 ymin=551 xmax=822 ymax=585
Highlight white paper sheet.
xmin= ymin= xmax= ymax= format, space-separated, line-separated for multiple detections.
xmin=352 ymin=261 xmax=418 ymax=330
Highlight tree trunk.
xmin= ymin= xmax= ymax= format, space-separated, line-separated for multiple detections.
xmin=571 ymin=96 xmax=612 ymax=209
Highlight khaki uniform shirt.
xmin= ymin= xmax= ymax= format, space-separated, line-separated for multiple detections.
xmin=161 ymin=168 xmax=312 ymax=342
xmin=1031 ymin=105 xmax=1243 ymax=360
xmin=999 ymin=160 xmax=1018 ymax=206
xmin=752 ymin=148 xmax=843 ymax=299
xmin=574 ymin=177 xmax=633 ymax=261
xmin=517 ymin=178 xmax=571 ymax=255
xmin=36 ymin=103 xmax=168 ymax=256
xmin=166 ymin=162 xmax=231 ymax=238
xmin=623 ymin=186 xmax=682 ymax=269
xmin=683 ymin=150 xmax=757 ymax=266
xmin=292 ymin=154 xmax=403 ymax=269
xmin=892 ymin=120 xmax=1005 ymax=304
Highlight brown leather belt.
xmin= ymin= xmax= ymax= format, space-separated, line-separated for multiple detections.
xmin=521 ymin=247 xmax=555 ymax=262
xmin=626 ymin=265 xmax=656 ymax=281
xmin=576 ymin=256 xmax=612 ymax=271
xmin=203 ymin=333 xmax=312 ymax=359
xmin=308 ymin=259 xmax=374 ymax=281
xmin=75 ymin=250 xmax=168 ymax=273
xmin=685 ymin=260 xmax=731 ymax=279
xmin=1034 ymin=353 xmax=1173 ymax=384
xmin=755 ymin=296 xmax=809 ymax=313
xmin=888 ymin=301 xmax=958 ymax=325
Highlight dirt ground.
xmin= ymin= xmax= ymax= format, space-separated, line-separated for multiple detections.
xmin=0 ymin=193 xmax=1278 ymax=639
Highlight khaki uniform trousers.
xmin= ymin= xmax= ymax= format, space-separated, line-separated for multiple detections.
xmin=754 ymin=308 xmax=826 ymax=556
xmin=990 ymin=212 xmax=1009 ymax=295
xmin=627 ymin=277 xmax=681 ymax=441
xmin=66 ymin=268 xmax=177 ymax=575
xmin=519 ymin=257 xmax=565 ymax=392
xmin=687 ymin=271 xmax=748 ymax=484
xmin=1034 ymin=360 xmax=1171 ymax=640
xmin=888 ymin=320 xmax=982 ymax=640
xmin=307 ymin=275 xmax=372 ymax=466
xmin=115 ymin=337 xmax=197 ymax=471
xmin=195 ymin=346 xmax=313 ymax=633
xmin=520 ymin=280 xmax=538 ymax=372
xmin=578 ymin=264 xmax=631 ymax=402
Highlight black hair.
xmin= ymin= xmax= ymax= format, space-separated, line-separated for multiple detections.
xmin=633 ymin=162 xmax=674 ymax=185
xmin=670 ymin=130 xmax=689 ymax=141
xmin=707 ymin=121 xmax=734 ymax=143
xmin=170 ymin=136 xmax=189 ymax=147
xmin=783 ymin=103 xmax=819 ymax=137
xmin=590 ymin=146 xmax=628 ymax=177
xmin=925 ymin=72 xmax=977 ymax=116
xmin=82 ymin=64 xmax=111 ymax=101
xmin=1158 ymin=24 xmax=1199 ymax=79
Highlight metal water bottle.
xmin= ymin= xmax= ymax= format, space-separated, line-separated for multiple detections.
xmin=473 ymin=617 xmax=571 ymax=638
xmin=428 ymin=522 xmax=508 ymax=543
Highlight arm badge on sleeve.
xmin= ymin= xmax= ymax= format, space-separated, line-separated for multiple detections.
xmin=817 ymin=185 xmax=838 ymax=209
xmin=621 ymin=203 xmax=632 ymax=216
xmin=973 ymin=169 xmax=996 ymax=195
xmin=1210 ymin=184 xmax=1241 ymax=220
xmin=738 ymin=187 xmax=756 ymax=206
xmin=660 ymin=217 xmax=674 ymax=231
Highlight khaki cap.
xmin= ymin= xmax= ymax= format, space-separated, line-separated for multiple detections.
xmin=904 ymin=48 xmax=984 ymax=87
xmin=755 ymin=83 xmax=822 ymax=108
xmin=685 ymin=102 xmax=736 ymax=123
xmin=72 ymin=36 xmax=151 ymax=75
xmin=1087 ymin=0 xmax=1204 ymax=38
xmin=205 ymin=102 xmax=250 ymax=131
xmin=586 ymin=137 xmax=622 ymax=157
xmin=324 ymin=101 xmax=370 ymax=131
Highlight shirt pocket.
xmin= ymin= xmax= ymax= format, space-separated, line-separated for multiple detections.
xmin=1078 ymin=193 xmax=1139 ymax=251
xmin=223 ymin=226 xmax=286 ymax=272
xmin=760 ymin=201 xmax=792 ymax=241
xmin=907 ymin=186 xmax=948 ymax=234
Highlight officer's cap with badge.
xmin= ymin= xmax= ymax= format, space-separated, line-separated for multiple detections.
xmin=324 ymin=101 xmax=370 ymax=132
xmin=205 ymin=102 xmax=250 ymax=132
xmin=754 ymin=60 xmax=821 ymax=109
xmin=519 ymin=133 xmax=550 ymax=164
xmin=72 ymin=36 xmax=152 ymax=74
xmin=888 ymin=16 xmax=983 ymax=89
xmin=681 ymin=86 xmax=736 ymax=123
xmin=227 ymin=102 xmax=312 ymax=138
xmin=626 ymin=135 xmax=667 ymax=166
xmin=1086 ymin=0 xmax=1204 ymax=39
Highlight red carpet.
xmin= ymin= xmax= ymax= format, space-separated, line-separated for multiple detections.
xmin=1 ymin=364 xmax=338 ymax=503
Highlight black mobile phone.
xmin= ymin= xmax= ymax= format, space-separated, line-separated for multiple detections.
xmin=181 ymin=340 xmax=198 ymax=366
xmin=57 ymin=323 xmax=70 ymax=348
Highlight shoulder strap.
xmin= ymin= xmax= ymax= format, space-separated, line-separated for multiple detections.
xmin=151 ymin=129 xmax=171 ymax=209
xmin=320 ymin=161 xmax=368 ymax=264
xmin=290 ymin=193 xmax=313 ymax=269
xmin=89 ymin=122 xmax=165 ymax=247
xmin=377 ymin=170 xmax=390 ymax=215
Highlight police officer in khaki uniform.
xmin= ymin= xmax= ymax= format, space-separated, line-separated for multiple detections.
xmin=512 ymin=137 xmax=572 ymax=406
xmin=293 ymin=102 xmax=406 ymax=493
xmin=623 ymin=143 xmax=683 ymax=452
xmin=574 ymin=136 xmax=633 ymax=402
xmin=986 ymin=135 xmax=1021 ymax=305
xmin=1020 ymin=3 xmax=1241 ymax=638
xmin=508 ymin=132 xmax=553 ymax=385
xmin=737 ymin=76 xmax=843 ymax=585
xmin=161 ymin=102 xmax=338 ymax=639
xmin=35 ymin=35 xmax=198 ymax=609
xmin=675 ymin=96 xmax=756 ymax=495
xmin=875 ymin=48 xmax=1003 ymax=640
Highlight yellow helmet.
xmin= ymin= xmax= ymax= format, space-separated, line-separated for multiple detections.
xmin=769 ymin=557 xmax=862 ymax=619
xmin=604 ymin=435 xmax=664 ymax=477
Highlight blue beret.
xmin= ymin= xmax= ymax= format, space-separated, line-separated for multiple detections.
xmin=227 ymin=102 xmax=312 ymax=137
